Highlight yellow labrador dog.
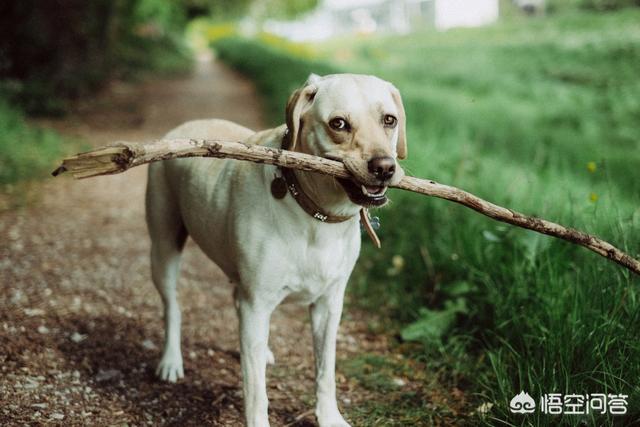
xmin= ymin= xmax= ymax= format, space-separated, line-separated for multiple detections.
xmin=145 ymin=73 xmax=407 ymax=427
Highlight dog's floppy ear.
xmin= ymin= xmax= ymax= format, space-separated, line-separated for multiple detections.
xmin=285 ymin=81 xmax=317 ymax=151
xmin=389 ymin=84 xmax=408 ymax=160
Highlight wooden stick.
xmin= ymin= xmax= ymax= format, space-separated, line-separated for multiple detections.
xmin=53 ymin=138 xmax=640 ymax=276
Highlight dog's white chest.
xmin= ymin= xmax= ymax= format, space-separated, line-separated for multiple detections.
xmin=277 ymin=221 xmax=361 ymax=303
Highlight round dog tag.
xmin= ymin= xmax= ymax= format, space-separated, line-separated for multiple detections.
xmin=271 ymin=176 xmax=287 ymax=199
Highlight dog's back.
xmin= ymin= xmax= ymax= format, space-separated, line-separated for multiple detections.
xmin=150 ymin=118 xmax=255 ymax=198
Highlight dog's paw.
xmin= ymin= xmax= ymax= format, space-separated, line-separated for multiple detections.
xmin=316 ymin=409 xmax=351 ymax=427
xmin=317 ymin=418 xmax=351 ymax=427
xmin=266 ymin=347 xmax=275 ymax=365
xmin=155 ymin=353 xmax=184 ymax=382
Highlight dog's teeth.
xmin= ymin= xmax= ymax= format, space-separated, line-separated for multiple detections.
xmin=360 ymin=184 xmax=388 ymax=197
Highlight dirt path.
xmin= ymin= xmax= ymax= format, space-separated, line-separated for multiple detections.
xmin=0 ymin=59 xmax=412 ymax=426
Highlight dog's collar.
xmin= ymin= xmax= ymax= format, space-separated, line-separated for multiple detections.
xmin=278 ymin=167 xmax=354 ymax=223
xmin=273 ymin=129 xmax=381 ymax=248
xmin=274 ymin=129 xmax=354 ymax=224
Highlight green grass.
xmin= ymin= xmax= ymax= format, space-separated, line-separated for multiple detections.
xmin=340 ymin=354 xmax=466 ymax=425
xmin=215 ymin=9 xmax=640 ymax=426
xmin=0 ymin=100 xmax=76 ymax=186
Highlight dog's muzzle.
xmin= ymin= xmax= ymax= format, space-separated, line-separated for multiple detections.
xmin=323 ymin=154 xmax=402 ymax=208
xmin=336 ymin=178 xmax=388 ymax=207
xmin=337 ymin=156 xmax=398 ymax=207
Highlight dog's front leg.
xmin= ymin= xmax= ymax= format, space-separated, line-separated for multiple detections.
xmin=311 ymin=290 xmax=351 ymax=427
xmin=237 ymin=297 xmax=272 ymax=427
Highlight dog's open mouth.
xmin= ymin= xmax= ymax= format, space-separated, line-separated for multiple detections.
xmin=337 ymin=178 xmax=388 ymax=207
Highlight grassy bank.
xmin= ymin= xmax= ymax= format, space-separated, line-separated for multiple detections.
xmin=0 ymin=101 xmax=75 ymax=187
xmin=214 ymin=10 xmax=640 ymax=426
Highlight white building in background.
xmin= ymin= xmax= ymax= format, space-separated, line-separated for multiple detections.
xmin=433 ymin=0 xmax=499 ymax=30
xmin=264 ymin=0 xmax=500 ymax=42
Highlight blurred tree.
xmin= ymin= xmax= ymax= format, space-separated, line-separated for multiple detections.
xmin=185 ymin=0 xmax=253 ymax=19
xmin=0 ymin=0 xmax=318 ymax=115
xmin=1 ymin=1 xmax=114 ymax=113
xmin=0 ymin=0 xmax=191 ymax=115
xmin=183 ymin=0 xmax=318 ymax=21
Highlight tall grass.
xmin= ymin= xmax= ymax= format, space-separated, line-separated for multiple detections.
xmin=215 ymin=10 xmax=640 ymax=425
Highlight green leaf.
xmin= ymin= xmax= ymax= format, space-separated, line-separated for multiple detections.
xmin=443 ymin=281 xmax=475 ymax=297
xmin=400 ymin=299 xmax=467 ymax=344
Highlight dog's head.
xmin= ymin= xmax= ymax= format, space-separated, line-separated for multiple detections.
xmin=285 ymin=73 xmax=407 ymax=208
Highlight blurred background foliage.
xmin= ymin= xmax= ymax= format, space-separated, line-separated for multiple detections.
xmin=0 ymin=0 xmax=319 ymax=117
xmin=0 ymin=0 xmax=191 ymax=116
xmin=548 ymin=0 xmax=640 ymax=11
xmin=0 ymin=0 xmax=317 ymax=186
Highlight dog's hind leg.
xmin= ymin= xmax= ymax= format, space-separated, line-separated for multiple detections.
xmin=146 ymin=162 xmax=188 ymax=382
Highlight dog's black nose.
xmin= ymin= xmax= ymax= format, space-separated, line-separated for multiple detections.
xmin=368 ymin=157 xmax=396 ymax=181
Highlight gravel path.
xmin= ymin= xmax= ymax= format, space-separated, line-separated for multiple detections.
xmin=0 ymin=59 xmax=409 ymax=426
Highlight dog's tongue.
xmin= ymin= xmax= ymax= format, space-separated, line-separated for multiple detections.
xmin=365 ymin=185 xmax=383 ymax=194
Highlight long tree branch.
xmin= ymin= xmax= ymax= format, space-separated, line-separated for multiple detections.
xmin=52 ymin=138 xmax=640 ymax=276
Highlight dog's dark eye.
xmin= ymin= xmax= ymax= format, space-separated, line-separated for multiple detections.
xmin=329 ymin=117 xmax=350 ymax=131
xmin=383 ymin=114 xmax=397 ymax=128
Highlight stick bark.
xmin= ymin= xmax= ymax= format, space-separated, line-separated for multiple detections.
xmin=52 ymin=138 xmax=640 ymax=276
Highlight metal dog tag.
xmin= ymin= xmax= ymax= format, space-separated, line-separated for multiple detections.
xmin=359 ymin=213 xmax=381 ymax=231
xmin=369 ymin=215 xmax=381 ymax=230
